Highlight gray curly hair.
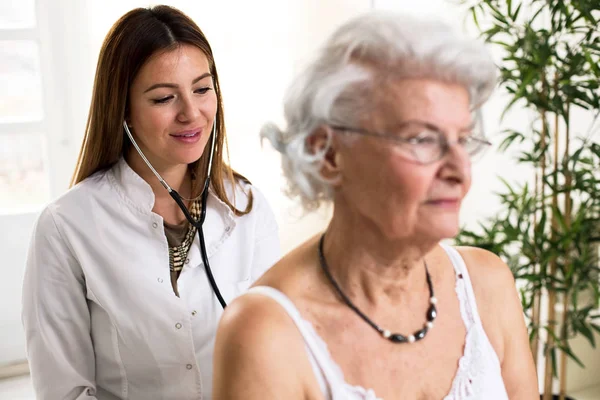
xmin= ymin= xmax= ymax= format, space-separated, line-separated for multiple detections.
xmin=261 ymin=11 xmax=497 ymax=211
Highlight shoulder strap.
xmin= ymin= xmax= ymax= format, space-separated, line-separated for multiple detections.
xmin=438 ymin=244 xmax=484 ymax=329
xmin=248 ymin=286 xmax=343 ymax=397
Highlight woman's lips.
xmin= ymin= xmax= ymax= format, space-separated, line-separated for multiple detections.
xmin=170 ymin=130 xmax=201 ymax=144
xmin=425 ymin=199 xmax=461 ymax=210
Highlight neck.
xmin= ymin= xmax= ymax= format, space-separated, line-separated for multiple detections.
xmin=321 ymin=204 xmax=438 ymax=306
xmin=126 ymin=149 xmax=191 ymax=200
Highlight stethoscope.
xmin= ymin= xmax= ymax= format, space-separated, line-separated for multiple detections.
xmin=123 ymin=119 xmax=227 ymax=309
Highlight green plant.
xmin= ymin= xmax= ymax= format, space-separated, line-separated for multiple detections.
xmin=453 ymin=0 xmax=600 ymax=398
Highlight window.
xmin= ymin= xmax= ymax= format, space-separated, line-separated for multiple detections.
xmin=0 ymin=0 xmax=84 ymax=369
xmin=0 ymin=0 xmax=50 ymax=213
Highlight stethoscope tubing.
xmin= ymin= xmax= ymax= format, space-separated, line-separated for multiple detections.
xmin=123 ymin=120 xmax=227 ymax=309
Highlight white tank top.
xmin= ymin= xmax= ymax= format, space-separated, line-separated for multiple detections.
xmin=248 ymin=244 xmax=509 ymax=399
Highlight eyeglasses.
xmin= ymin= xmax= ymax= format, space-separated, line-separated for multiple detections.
xmin=328 ymin=120 xmax=491 ymax=165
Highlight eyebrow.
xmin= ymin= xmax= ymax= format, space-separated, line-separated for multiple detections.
xmin=143 ymin=73 xmax=213 ymax=93
xmin=396 ymin=119 xmax=477 ymax=132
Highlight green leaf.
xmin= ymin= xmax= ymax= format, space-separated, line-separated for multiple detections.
xmin=491 ymin=40 xmax=514 ymax=49
xmin=530 ymin=5 xmax=546 ymax=24
xmin=512 ymin=3 xmax=523 ymax=21
xmin=488 ymin=2 xmax=510 ymax=27
xmin=551 ymin=347 xmax=558 ymax=377
xmin=559 ymin=344 xmax=586 ymax=369
xmin=577 ymin=322 xmax=597 ymax=348
xmin=552 ymin=206 xmax=568 ymax=234
xmin=498 ymin=130 xmax=525 ymax=152
xmin=469 ymin=5 xmax=481 ymax=30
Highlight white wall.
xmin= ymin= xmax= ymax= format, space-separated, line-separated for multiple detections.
xmin=0 ymin=213 xmax=37 ymax=364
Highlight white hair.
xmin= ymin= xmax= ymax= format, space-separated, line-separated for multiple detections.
xmin=261 ymin=11 xmax=497 ymax=211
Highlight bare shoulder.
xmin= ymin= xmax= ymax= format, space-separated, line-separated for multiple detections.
xmin=253 ymin=234 xmax=321 ymax=295
xmin=213 ymin=290 xmax=311 ymax=399
xmin=213 ymin=237 xmax=323 ymax=398
xmin=454 ymin=246 xmax=516 ymax=295
xmin=217 ymin=290 xmax=301 ymax=346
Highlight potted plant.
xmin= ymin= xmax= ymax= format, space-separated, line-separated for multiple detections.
xmin=452 ymin=0 xmax=600 ymax=398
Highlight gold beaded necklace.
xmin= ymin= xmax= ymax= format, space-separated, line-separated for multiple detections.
xmin=168 ymin=199 xmax=201 ymax=272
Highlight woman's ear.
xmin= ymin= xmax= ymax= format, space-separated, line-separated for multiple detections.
xmin=306 ymin=126 xmax=343 ymax=183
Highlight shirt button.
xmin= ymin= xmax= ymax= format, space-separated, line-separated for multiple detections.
xmin=185 ymin=258 xmax=190 ymax=264
xmin=157 ymin=277 xmax=163 ymax=283
xmin=175 ymin=323 xmax=182 ymax=329
xmin=225 ymin=226 xmax=231 ymax=232
xmin=191 ymin=310 xmax=197 ymax=316
xmin=152 ymin=222 xmax=158 ymax=228
xmin=186 ymin=364 xmax=193 ymax=370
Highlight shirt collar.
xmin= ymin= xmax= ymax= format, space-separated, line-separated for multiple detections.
xmin=108 ymin=157 xmax=237 ymax=225
xmin=108 ymin=157 xmax=156 ymax=213
xmin=109 ymin=157 xmax=239 ymax=265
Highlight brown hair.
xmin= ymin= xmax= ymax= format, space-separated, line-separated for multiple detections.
xmin=71 ymin=5 xmax=252 ymax=215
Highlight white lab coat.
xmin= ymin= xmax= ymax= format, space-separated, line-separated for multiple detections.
xmin=22 ymin=158 xmax=281 ymax=400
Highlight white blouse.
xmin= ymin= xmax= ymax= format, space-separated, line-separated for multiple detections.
xmin=22 ymin=158 xmax=281 ymax=400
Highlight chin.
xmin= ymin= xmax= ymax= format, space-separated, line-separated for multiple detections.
xmin=440 ymin=216 xmax=461 ymax=236
xmin=174 ymin=150 xmax=206 ymax=166
xmin=439 ymin=225 xmax=460 ymax=240
xmin=419 ymin=217 xmax=461 ymax=242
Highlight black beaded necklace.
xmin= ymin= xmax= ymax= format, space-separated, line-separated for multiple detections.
xmin=317 ymin=234 xmax=438 ymax=344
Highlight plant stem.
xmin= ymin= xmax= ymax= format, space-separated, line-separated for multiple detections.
xmin=543 ymin=276 xmax=558 ymax=399
xmin=558 ymin=296 xmax=569 ymax=400
xmin=539 ymin=74 xmax=549 ymax=400
xmin=559 ymin=103 xmax=571 ymax=400
xmin=543 ymin=88 xmax=561 ymax=400
xmin=531 ymin=166 xmax=541 ymax=368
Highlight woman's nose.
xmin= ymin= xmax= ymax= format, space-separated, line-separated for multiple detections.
xmin=177 ymin=95 xmax=200 ymax=123
xmin=443 ymin=138 xmax=471 ymax=171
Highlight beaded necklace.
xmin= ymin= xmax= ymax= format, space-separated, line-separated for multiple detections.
xmin=317 ymin=234 xmax=438 ymax=343
xmin=168 ymin=199 xmax=201 ymax=272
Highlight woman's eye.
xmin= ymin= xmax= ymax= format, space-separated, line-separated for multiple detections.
xmin=152 ymin=95 xmax=173 ymax=104
xmin=410 ymin=133 xmax=438 ymax=145
xmin=194 ymin=87 xmax=212 ymax=95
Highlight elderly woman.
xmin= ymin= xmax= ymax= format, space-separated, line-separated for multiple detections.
xmin=213 ymin=12 xmax=538 ymax=400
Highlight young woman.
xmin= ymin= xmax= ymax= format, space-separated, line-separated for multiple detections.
xmin=22 ymin=6 xmax=280 ymax=399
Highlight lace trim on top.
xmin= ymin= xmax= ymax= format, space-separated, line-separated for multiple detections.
xmin=295 ymin=295 xmax=480 ymax=400
xmin=441 ymin=277 xmax=481 ymax=399
xmin=301 ymin=318 xmax=383 ymax=400
xmin=441 ymin=244 xmax=504 ymax=400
